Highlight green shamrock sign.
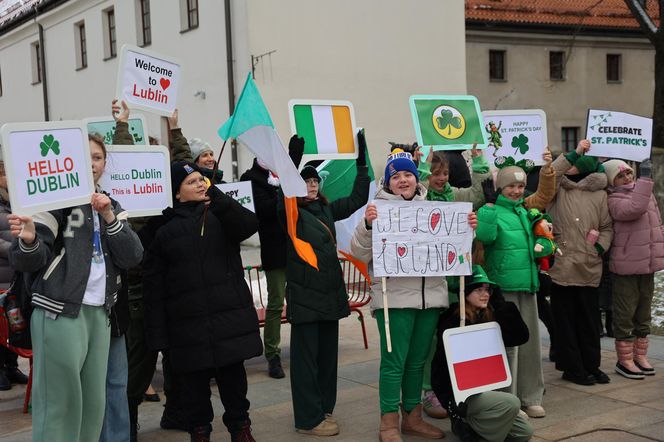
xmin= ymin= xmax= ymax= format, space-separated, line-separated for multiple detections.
xmin=511 ymin=134 xmax=529 ymax=155
xmin=39 ymin=134 xmax=60 ymax=157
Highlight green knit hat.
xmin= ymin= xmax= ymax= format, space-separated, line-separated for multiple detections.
xmin=574 ymin=156 xmax=603 ymax=174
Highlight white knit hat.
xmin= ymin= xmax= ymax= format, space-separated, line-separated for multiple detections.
xmin=188 ymin=138 xmax=214 ymax=161
xmin=603 ymin=159 xmax=633 ymax=186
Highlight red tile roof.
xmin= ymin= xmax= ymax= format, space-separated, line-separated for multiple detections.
xmin=466 ymin=0 xmax=659 ymax=30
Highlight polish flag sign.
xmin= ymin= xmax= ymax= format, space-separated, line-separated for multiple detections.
xmin=442 ymin=322 xmax=512 ymax=403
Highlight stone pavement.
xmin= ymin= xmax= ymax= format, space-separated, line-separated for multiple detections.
xmin=0 ymin=245 xmax=662 ymax=441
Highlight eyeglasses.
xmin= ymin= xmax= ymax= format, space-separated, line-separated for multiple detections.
xmin=305 ymin=178 xmax=319 ymax=185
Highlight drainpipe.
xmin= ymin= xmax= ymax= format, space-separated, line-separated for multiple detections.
xmin=224 ymin=0 xmax=238 ymax=180
xmin=35 ymin=3 xmax=49 ymax=121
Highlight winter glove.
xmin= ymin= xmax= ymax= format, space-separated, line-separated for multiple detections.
xmin=481 ymin=178 xmax=499 ymax=204
xmin=288 ymin=135 xmax=305 ymax=169
xmin=356 ymin=129 xmax=367 ymax=167
xmin=639 ymin=159 xmax=652 ymax=178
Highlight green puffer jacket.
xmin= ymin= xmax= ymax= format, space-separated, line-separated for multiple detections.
xmin=278 ymin=165 xmax=370 ymax=324
xmin=476 ymin=194 xmax=538 ymax=293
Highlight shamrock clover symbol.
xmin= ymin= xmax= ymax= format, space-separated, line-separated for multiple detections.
xmin=436 ymin=109 xmax=462 ymax=135
xmin=39 ymin=134 xmax=60 ymax=157
xmin=511 ymin=134 xmax=529 ymax=155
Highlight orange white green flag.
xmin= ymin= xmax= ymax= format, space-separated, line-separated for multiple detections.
xmin=289 ymin=100 xmax=358 ymax=161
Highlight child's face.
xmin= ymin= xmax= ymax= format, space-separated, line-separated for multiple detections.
xmin=501 ymin=182 xmax=525 ymax=201
xmin=428 ymin=167 xmax=449 ymax=191
xmin=389 ymin=171 xmax=417 ymax=200
xmin=467 ymin=284 xmax=491 ymax=310
xmin=90 ymin=141 xmax=106 ymax=185
xmin=613 ymin=169 xmax=634 ymax=186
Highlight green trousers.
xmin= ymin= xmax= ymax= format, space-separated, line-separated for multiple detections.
xmin=374 ymin=308 xmax=440 ymax=414
xmin=465 ymin=391 xmax=534 ymax=442
xmin=263 ymin=268 xmax=286 ymax=360
xmin=31 ymin=305 xmax=110 ymax=442
xmin=290 ymin=321 xmax=339 ymax=430
xmin=612 ymin=273 xmax=653 ymax=341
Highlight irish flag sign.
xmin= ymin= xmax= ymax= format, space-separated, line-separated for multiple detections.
xmin=442 ymin=322 xmax=511 ymax=403
xmin=409 ymin=95 xmax=487 ymax=151
xmin=288 ymin=99 xmax=358 ymax=162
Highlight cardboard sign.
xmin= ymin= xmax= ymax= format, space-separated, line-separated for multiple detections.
xmin=216 ymin=181 xmax=255 ymax=213
xmin=116 ymin=44 xmax=181 ymax=116
xmin=443 ymin=322 xmax=512 ymax=403
xmin=481 ymin=110 xmax=548 ymax=165
xmin=98 ymin=146 xmax=172 ymax=217
xmin=409 ymin=95 xmax=487 ymax=151
xmin=0 ymin=121 xmax=94 ymax=215
xmin=586 ymin=109 xmax=652 ymax=162
xmin=85 ymin=115 xmax=149 ymax=146
xmin=372 ymin=200 xmax=473 ymax=277
xmin=288 ymin=99 xmax=359 ymax=162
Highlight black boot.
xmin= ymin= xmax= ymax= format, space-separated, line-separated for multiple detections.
xmin=5 ymin=366 xmax=28 ymax=384
xmin=230 ymin=420 xmax=256 ymax=442
xmin=190 ymin=424 xmax=212 ymax=442
xmin=0 ymin=370 xmax=10 ymax=391
xmin=161 ymin=406 xmax=188 ymax=431
xmin=268 ymin=355 xmax=285 ymax=379
xmin=129 ymin=401 xmax=139 ymax=442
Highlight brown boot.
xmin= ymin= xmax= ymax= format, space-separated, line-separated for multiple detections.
xmin=634 ymin=337 xmax=656 ymax=375
xmin=379 ymin=413 xmax=402 ymax=442
xmin=401 ymin=404 xmax=445 ymax=439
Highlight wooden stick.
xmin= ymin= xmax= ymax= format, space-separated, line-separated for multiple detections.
xmin=216 ymin=138 xmax=228 ymax=169
xmin=459 ymin=276 xmax=466 ymax=327
xmin=382 ymin=277 xmax=392 ymax=352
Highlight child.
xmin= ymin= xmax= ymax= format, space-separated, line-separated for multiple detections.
xmin=431 ymin=265 xmax=533 ymax=442
xmin=603 ymin=159 xmax=663 ymax=379
xmin=547 ymin=141 xmax=613 ymax=387
xmin=475 ymin=153 xmax=555 ymax=418
xmin=351 ymin=150 xmax=477 ymax=442
xmin=8 ymin=134 xmax=143 ymax=442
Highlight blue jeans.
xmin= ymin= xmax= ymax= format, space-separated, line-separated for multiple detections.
xmin=99 ymin=335 xmax=130 ymax=442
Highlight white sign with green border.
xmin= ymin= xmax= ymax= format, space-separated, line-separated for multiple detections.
xmin=0 ymin=121 xmax=94 ymax=215
xmin=585 ymin=109 xmax=652 ymax=162
xmin=84 ymin=115 xmax=149 ymax=146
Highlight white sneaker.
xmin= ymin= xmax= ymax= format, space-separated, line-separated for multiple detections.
xmin=524 ymin=405 xmax=546 ymax=418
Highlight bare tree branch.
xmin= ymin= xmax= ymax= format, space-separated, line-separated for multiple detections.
xmin=624 ymin=0 xmax=658 ymax=44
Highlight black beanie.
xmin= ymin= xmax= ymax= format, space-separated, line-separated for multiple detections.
xmin=300 ymin=165 xmax=320 ymax=182
xmin=171 ymin=161 xmax=203 ymax=200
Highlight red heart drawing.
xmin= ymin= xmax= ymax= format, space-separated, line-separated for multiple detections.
xmin=431 ymin=212 xmax=441 ymax=231
xmin=397 ymin=246 xmax=406 ymax=257
xmin=448 ymin=250 xmax=456 ymax=265
xmin=160 ymin=78 xmax=171 ymax=90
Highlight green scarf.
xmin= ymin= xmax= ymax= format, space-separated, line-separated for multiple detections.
xmin=426 ymin=183 xmax=455 ymax=202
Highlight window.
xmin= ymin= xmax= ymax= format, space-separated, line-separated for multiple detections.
xmin=550 ymin=51 xmax=565 ymax=80
xmin=489 ymin=50 xmax=506 ymax=81
xmin=138 ymin=0 xmax=151 ymax=47
xmin=180 ymin=0 xmax=199 ymax=31
xmin=31 ymin=41 xmax=41 ymax=84
xmin=561 ymin=127 xmax=579 ymax=152
xmin=75 ymin=21 xmax=87 ymax=70
xmin=607 ymin=53 xmax=622 ymax=83
xmin=103 ymin=8 xmax=117 ymax=59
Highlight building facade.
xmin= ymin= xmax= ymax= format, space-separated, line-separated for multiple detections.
xmin=465 ymin=0 xmax=656 ymax=154
xmin=0 ymin=0 xmax=467 ymax=178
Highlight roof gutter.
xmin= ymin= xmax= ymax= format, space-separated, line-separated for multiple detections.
xmin=38 ymin=17 xmax=49 ymax=120
xmin=224 ymin=0 xmax=238 ymax=180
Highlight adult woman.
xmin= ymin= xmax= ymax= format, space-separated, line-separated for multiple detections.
xmin=351 ymin=150 xmax=477 ymax=442
xmin=143 ymin=162 xmax=261 ymax=442
xmin=432 ymin=265 xmax=533 ymax=442
xmin=8 ymin=134 xmax=143 ymax=442
xmin=281 ymin=132 xmax=370 ymax=437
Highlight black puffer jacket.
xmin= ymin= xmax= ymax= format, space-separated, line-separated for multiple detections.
xmin=240 ymin=159 xmax=287 ymax=270
xmin=142 ymin=186 xmax=262 ymax=373
xmin=278 ymin=165 xmax=370 ymax=324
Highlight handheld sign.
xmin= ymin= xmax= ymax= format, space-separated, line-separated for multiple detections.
xmin=481 ymin=110 xmax=548 ymax=165
xmin=98 ymin=145 xmax=172 ymax=217
xmin=85 ymin=115 xmax=149 ymax=146
xmin=409 ymin=95 xmax=487 ymax=151
xmin=0 ymin=121 xmax=94 ymax=215
xmin=288 ymin=99 xmax=359 ymax=162
xmin=372 ymin=200 xmax=473 ymax=277
xmin=586 ymin=109 xmax=652 ymax=162
xmin=116 ymin=44 xmax=181 ymax=116
xmin=443 ymin=322 xmax=512 ymax=403
xmin=216 ymin=182 xmax=256 ymax=213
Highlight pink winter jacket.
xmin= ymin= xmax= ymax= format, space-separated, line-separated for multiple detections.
xmin=607 ymin=178 xmax=664 ymax=275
